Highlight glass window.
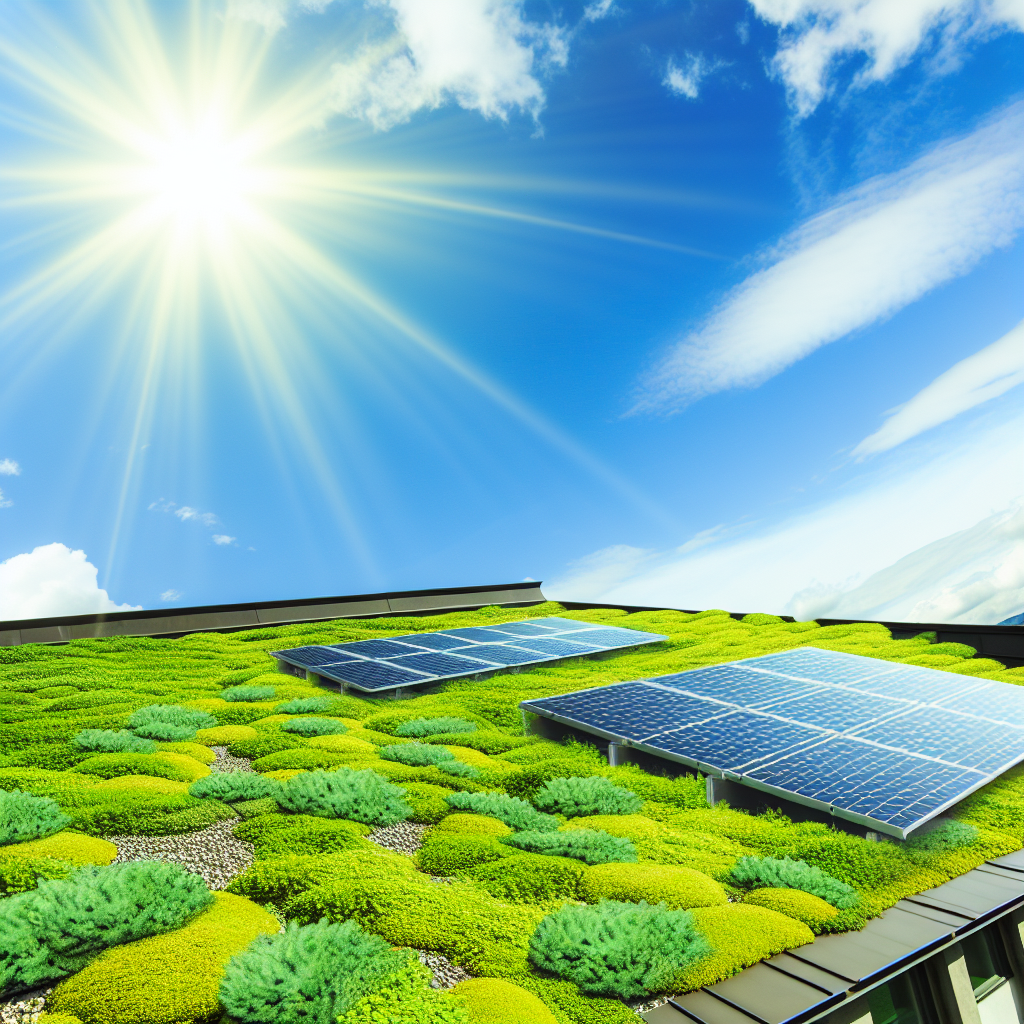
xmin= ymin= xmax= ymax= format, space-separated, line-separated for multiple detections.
xmin=961 ymin=928 xmax=1013 ymax=1001
xmin=867 ymin=972 xmax=932 ymax=1024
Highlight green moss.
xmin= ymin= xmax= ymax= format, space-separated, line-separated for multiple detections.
xmin=48 ymin=892 xmax=277 ymax=1024
xmin=452 ymin=978 xmax=556 ymax=1024
xmin=743 ymin=888 xmax=840 ymax=933
xmin=579 ymin=862 xmax=727 ymax=910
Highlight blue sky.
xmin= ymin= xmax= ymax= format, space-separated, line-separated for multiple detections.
xmin=0 ymin=0 xmax=1021 ymax=624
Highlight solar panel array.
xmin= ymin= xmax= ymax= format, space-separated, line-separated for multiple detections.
xmin=520 ymin=647 xmax=1024 ymax=838
xmin=270 ymin=617 xmax=666 ymax=694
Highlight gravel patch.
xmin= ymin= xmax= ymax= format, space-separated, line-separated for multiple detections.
xmin=0 ymin=986 xmax=52 ymax=1024
xmin=366 ymin=821 xmax=428 ymax=855
xmin=109 ymin=817 xmax=255 ymax=890
xmin=629 ymin=995 xmax=670 ymax=1014
xmin=210 ymin=745 xmax=255 ymax=773
xmin=417 ymin=951 xmax=473 ymax=989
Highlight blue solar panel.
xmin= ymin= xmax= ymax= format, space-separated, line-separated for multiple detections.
xmin=438 ymin=626 xmax=532 ymax=643
xmin=488 ymin=622 xmax=563 ymax=637
xmin=387 ymin=651 xmax=495 ymax=677
xmin=275 ymin=646 xmax=361 ymax=668
xmin=557 ymin=627 xmax=663 ymax=648
xmin=511 ymin=637 xmax=604 ymax=657
xmin=316 ymin=659 xmax=431 ymax=690
xmin=525 ymin=617 xmax=596 ymax=629
xmin=331 ymin=638 xmax=429 ymax=658
xmin=393 ymin=633 xmax=468 ymax=651
xmin=450 ymin=643 xmax=544 ymax=666
xmin=519 ymin=646 xmax=1024 ymax=839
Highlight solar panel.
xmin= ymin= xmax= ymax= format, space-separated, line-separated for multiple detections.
xmin=270 ymin=618 xmax=667 ymax=695
xmin=520 ymin=646 xmax=1024 ymax=839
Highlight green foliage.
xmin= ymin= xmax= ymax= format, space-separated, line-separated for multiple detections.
xmin=533 ymin=776 xmax=642 ymax=817
xmin=380 ymin=742 xmax=454 ymax=767
xmin=0 ymin=854 xmax=75 ymax=896
xmin=188 ymin=771 xmax=280 ymax=802
xmin=275 ymin=697 xmax=333 ymax=715
xmin=451 ymin=978 xmax=556 ymax=1024
xmin=222 ymin=685 xmax=277 ymax=702
xmin=126 ymin=705 xmax=217 ymax=741
xmin=280 ymin=717 xmax=348 ymax=737
xmin=401 ymin=782 xmax=454 ymax=824
xmin=464 ymin=852 xmax=587 ymax=904
xmin=728 ymin=856 xmax=859 ymax=909
xmin=416 ymin=833 xmax=515 ymax=875
xmin=69 ymin=752 xmax=209 ymax=784
xmin=234 ymin=797 xmax=281 ymax=820
xmin=0 ymin=860 xmax=213 ymax=995
xmin=72 ymin=730 xmax=156 ymax=755
xmin=445 ymin=791 xmax=559 ymax=833
xmin=503 ymin=829 xmax=638 ymax=865
xmin=278 ymin=769 xmax=412 ymax=826
xmin=0 ymin=789 xmax=71 ymax=845
xmin=229 ymin=733 xmax=306 ymax=759
xmin=529 ymin=900 xmax=710 ymax=998
xmin=432 ymin=812 xmax=512 ymax=837
xmin=743 ymin=888 xmax=839 ymax=933
xmin=579 ymin=862 xmax=728 ymax=910
xmin=339 ymin=959 xmax=471 ymax=1024
xmin=437 ymin=760 xmax=482 ymax=779
xmin=907 ymin=820 xmax=979 ymax=851
xmin=232 ymin=813 xmax=371 ymax=858
xmin=396 ymin=717 xmax=478 ymax=737
xmin=252 ymin=749 xmax=350 ymax=773
xmin=66 ymin=792 xmax=235 ymax=837
xmin=219 ymin=918 xmax=409 ymax=1024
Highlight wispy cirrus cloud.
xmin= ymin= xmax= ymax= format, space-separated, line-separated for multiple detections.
xmin=663 ymin=54 xmax=722 ymax=100
xmin=633 ymin=101 xmax=1024 ymax=413
xmin=149 ymin=499 xmax=238 ymax=541
xmin=854 ymin=318 xmax=1024 ymax=457
xmin=160 ymin=589 xmax=183 ymax=602
xmin=749 ymin=0 xmax=1024 ymax=117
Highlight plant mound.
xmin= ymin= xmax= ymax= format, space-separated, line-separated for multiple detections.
xmin=126 ymin=705 xmax=217 ymax=742
xmin=0 ymin=860 xmax=213 ymax=995
xmin=219 ymin=918 xmax=408 ymax=1024
xmin=281 ymin=717 xmax=349 ymax=737
xmin=189 ymin=772 xmax=280 ymax=803
xmin=906 ymin=820 xmax=978 ymax=851
xmin=503 ymin=829 xmax=637 ymax=865
xmin=533 ymin=776 xmax=642 ymax=817
xmin=71 ymin=730 xmax=156 ymax=755
xmin=395 ymin=717 xmax=478 ymax=737
xmin=728 ymin=856 xmax=858 ymax=909
xmin=278 ymin=769 xmax=411 ymax=826
xmin=445 ymin=791 xmax=558 ymax=833
xmin=276 ymin=697 xmax=333 ymax=715
xmin=0 ymin=790 xmax=71 ymax=846
xmin=222 ymin=685 xmax=277 ymax=702
xmin=380 ymin=743 xmax=454 ymax=767
xmin=528 ymin=899 xmax=709 ymax=998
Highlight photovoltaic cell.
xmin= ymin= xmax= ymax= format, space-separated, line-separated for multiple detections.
xmin=510 ymin=637 xmax=604 ymax=657
xmin=316 ymin=659 xmax=430 ymax=690
xmin=519 ymin=646 xmax=1024 ymax=839
xmin=438 ymin=626 xmax=535 ymax=643
xmin=330 ymin=638 xmax=429 ymax=658
xmin=395 ymin=633 xmax=468 ymax=652
xmin=387 ymin=652 xmax=495 ymax=677
xmin=275 ymin=646 xmax=361 ymax=668
xmin=449 ymin=644 xmax=546 ymax=666
xmin=488 ymin=622 xmax=564 ymax=637
xmin=556 ymin=627 xmax=663 ymax=648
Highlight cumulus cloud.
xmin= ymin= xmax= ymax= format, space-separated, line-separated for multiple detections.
xmin=0 ymin=544 xmax=140 ymax=620
xmin=547 ymin=406 xmax=1024 ymax=624
xmin=749 ymin=0 xmax=1024 ymax=117
xmin=0 ymin=490 xmax=10 ymax=509
xmin=212 ymin=534 xmax=237 ymax=546
xmin=854 ymin=318 xmax=1024 ymax=457
xmin=326 ymin=0 xmax=568 ymax=130
xmin=663 ymin=54 xmax=720 ymax=100
xmin=634 ymin=101 xmax=1024 ymax=412
xmin=0 ymin=459 xmax=19 ymax=475
xmin=160 ymin=589 xmax=183 ymax=601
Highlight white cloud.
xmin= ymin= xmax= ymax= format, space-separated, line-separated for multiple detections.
xmin=0 ymin=490 xmax=10 ymax=509
xmin=160 ymin=589 xmax=183 ymax=602
xmin=326 ymin=0 xmax=568 ymax=130
xmin=547 ymin=405 xmax=1024 ymax=624
xmin=227 ymin=0 xmax=291 ymax=32
xmin=174 ymin=506 xmax=219 ymax=527
xmin=583 ymin=0 xmax=616 ymax=21
xmin=0 ymin=459 xmax=20 ymax=475
xmin=634 ymin=101 xmax=1024 ymax=412
xmin=749 ymin=0 xmax=1024 ymax=117
xmin=0 ymin=544 xmax=141 ymax=620
xmin=663 ymin=54 xmax=719 ymax=100
xmin=854 ymin=318 xmax=1024 ymax=457
xmin=212 ymin=534 xmax=237 ymax=546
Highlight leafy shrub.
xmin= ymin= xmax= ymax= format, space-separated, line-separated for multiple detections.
xmin=401 ymin=782 xmax=454 ymax=824
xmin=234 ymin=797 xmax=281 ymax=820
xmin=69 ymin=752 xmax=210 ymax=784
xmin=743 ymin=888 xmax=839 ymax=933
xmin=445 ymin=791 xmax=559 ymax=833
xmin=219 ymin=918 xmax=409 ymax=1024
xmin=907 ymin=820 xmax=979 ymax=851
xmin=47 ymin=892 xmax=277 ymax=1024
xmin=0 ymin=861 xmax=213 ymax=995
xmin=464 ymin=853 xmax=587 ymax=904
xmin=379 ymin=742 xmax=454 ymax=767
xmin=188 ymin=772 xmax=280 ymax=803
xmin=277 ymin=769 xmax=411 ymax=826
xmin=529 ymin=900 xmax=709 ymax=998
xmin=728 ymin=856 xmax=858 ymax=909
xmin=339 ymin=959 xmax=470 ymax=1023
xmin=0 ymin=790 xmax=71 ymax=845
xmin=437 ymin=761 xmax=481 ymax=779
xmin=0 ymin=855 xmax=75 ymax=896
xmin=232 ymin=814 xmax=370 ymax=858
xmin=396 ymin=717 xmax=478 ymax=737
xmin=127 ymin=705 xmax=217 ymax=741
xmin=66 ymin=792 xmax=235 ymax=837
xmin=72 ymin=730 xmax=156 ymax=755
xmin=416 ymin=833 xmax=515 ymax=875
xmin=533 ymin=776 xmax=642 ymax=817
xmin=452 ymin=978 xmax=557 ymax=1024
xmin=504 ymin=829 xmax=638 ymax=865
xmin=281 ymin=717 xmax=349 ymax=737
xmin=580 ymin=863 xmax=728 ymax=909
xmin=276 ymin=697 xmax=333 ymax=715
xmin=222 ymin=685 xmax=277 ymax=702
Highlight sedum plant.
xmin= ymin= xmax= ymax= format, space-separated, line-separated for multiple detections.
xmin=219 ymin=918 xmax=409 ymax=1024
xmin=275 ymin=697 xmax=332 ymax=715
xmin=395 ymin=717 xmax=477 ymax=738
xmin=0 ymin=789 xmax=71 ymax=846
xmin=379 ymin=743 xmax=454 ymax=767
xmin=278 ymin=769 xmax=411 ymax=826
xmin=529 ymin=899 xmax=709 ymax=998
xmin=727 ymin=856 xmax=858 ymax=909
xmin=437 ymin=761 xmax=481 ymax=780
xmin=72 ymin=730 xmax=156 ymax=755
xmin=221 ymin=685 xmax=277 ymax=703
xmin=502 ymin=829 xmax=637 ymax=865
xmin=280 ymin=717 xmax=348 ymax=737
xmin=188 ymin=772 xmax=281 ymax=803
xmin=533 ymin=776 xmax=642 ymax=817
xmin=444 ymin=791 xmax=559 ymax=833
xmin=126 ymin=705 xmax=217 ymax=742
